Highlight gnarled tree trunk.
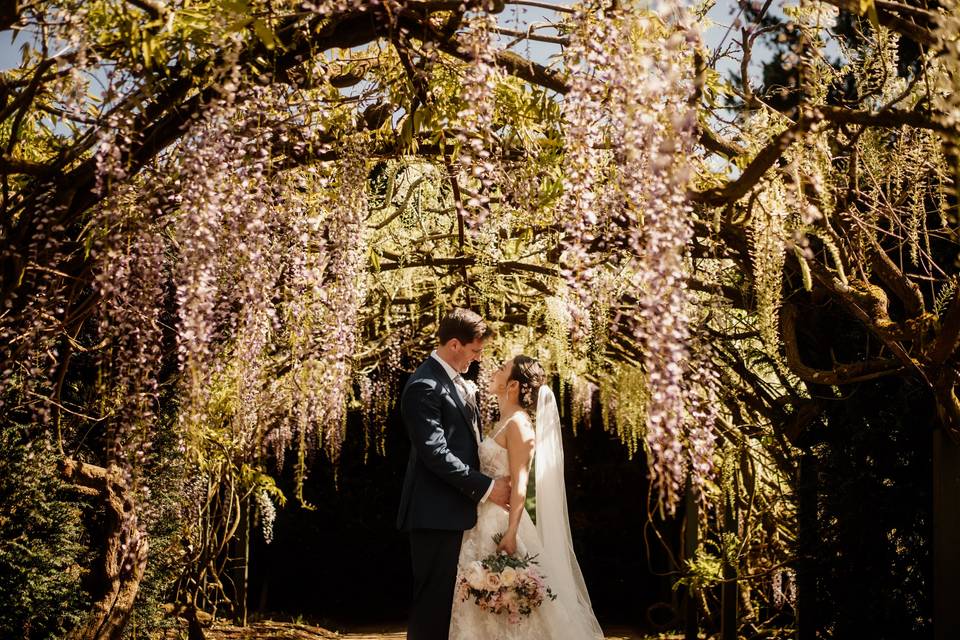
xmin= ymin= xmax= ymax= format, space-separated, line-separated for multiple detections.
xmin=60 ymin=458 xmax=148 ymax=640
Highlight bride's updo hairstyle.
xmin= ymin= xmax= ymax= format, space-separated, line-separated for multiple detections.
xmin=509 ymin=355 xmax=546 ymax=412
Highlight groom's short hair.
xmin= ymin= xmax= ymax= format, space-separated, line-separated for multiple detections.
xmin=438 ymin=308 xmax=492 ymax=345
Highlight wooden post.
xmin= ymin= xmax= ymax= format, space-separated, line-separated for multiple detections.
xmin=232 ymin=494 xmax=250 ymax=626
xmin=683 ymin=475 xmax=699 ymax=640
xmin=934 ymin=428 xmax=960 ymax=640
xmin=796 ymin=450 xmax=816 ymax=640
xmin=721 ymin=473 xmax=738 ymax=640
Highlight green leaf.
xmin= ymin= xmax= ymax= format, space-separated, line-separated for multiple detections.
xmin=178 ymin=9 xmax=210 ymax=31
xmin=398 ymin=114 xmax=417 ymax=152
xmin=412 ymin=108 xmax=424 ymax=134
xmin=859 ymin=0 xmax=881 ymax=30
xmin=867 ymin=4 xmax=881 ymax=30
xmin=222 ymin=0 xmax=252 ymax=12
xmin=252 ymin=18 xmax=277 ymax=50
xmin=141 ymin=37 xmax=153 ymax=69
xmin=256 ymin=473 xmax=287 ymax=507
xmin=418 ymin=104 xmax=433 ymax=129
xmin=226 ymin=16 xmax=254 ymax=33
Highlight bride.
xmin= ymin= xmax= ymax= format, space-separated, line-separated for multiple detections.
xmin=449 ymin=355 xmax=604 ymax=640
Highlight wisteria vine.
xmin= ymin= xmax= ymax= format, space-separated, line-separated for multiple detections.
xmin=559 ymin=4 xmax=717 ymax=511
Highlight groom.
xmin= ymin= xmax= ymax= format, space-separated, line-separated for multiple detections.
xmin=397 ymin=307 xmax=511 ymax=640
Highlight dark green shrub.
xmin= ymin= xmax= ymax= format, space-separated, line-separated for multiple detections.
xmin=0 ymin=424 xmax=92 ymax=639
xmin=121 ymin=411 xmax=188 ymax=640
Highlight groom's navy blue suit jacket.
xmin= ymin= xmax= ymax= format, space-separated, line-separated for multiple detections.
xmin=396 ymin=357 xmax=492 ymax=531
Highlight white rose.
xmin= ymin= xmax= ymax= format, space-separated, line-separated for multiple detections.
xmin=484 ymin=571 xmax=503 ymax=591
xmin=500 ymin=566 xmax=518 ymax=588
xmin=466 ymin=562 xmax=486 ymax=590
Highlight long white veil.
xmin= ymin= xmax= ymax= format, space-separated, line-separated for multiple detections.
xmin=534 ymin=385 xmax=604 ymax=639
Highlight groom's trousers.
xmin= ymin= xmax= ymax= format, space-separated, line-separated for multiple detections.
xmin=408 ymin=528 xmax=464 ymax=640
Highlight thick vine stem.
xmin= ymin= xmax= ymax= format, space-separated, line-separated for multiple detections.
xmin=816 ymin=0 xmax=943 ymax=47
xmin=804 ymin=258 xmax=921 ymax=375
xmin=928 ymin=284 xmax=960 ymax=367
xmin=692 ymin=120 xmax=811 ymax=206
xmin=781 ymin=303 xmax=904 ymax=385
xmin=818 ymin=105 xmax=954 ymax=135
xmin=934 ymin=369 xmax=960 ymax=443
xmin=869 ymin=237 xmax=925 ymax=319
xmin=60 ymin=458 xmax=148 ymax=640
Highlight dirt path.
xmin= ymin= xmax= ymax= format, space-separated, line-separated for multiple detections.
xmin=335 ymin=631 xmax=646 ymax=640
xmin=198 ymin=621 xmax=664 ymax=639
xmin=337 ymin=632 xmax=653 ymax=640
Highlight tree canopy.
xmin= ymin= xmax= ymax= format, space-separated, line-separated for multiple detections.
xmin=0 ymin=0 xmax=958 ymax=637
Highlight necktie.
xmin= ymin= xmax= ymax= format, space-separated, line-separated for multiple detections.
xmin=453 ymin=374 xmax=481 ymax=440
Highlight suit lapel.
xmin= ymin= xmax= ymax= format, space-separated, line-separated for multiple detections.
xmin=425 ymin=357 xmax=478 ymax=437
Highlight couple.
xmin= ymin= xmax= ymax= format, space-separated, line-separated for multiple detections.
xmin=396 ymin=308 xmax=603 ymax=640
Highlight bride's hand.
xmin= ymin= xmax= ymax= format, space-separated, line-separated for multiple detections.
xmin=496 ymin=532 xmax=518 ymax=556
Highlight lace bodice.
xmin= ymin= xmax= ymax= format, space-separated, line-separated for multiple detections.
xmin=479 ymin=414 xmax=534 ymax=478
xmin=478 ymin=433 xmax=510 ymax=478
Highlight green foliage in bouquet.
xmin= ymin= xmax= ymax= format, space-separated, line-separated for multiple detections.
xmin=459 ymin=534 xmax=558 ymax=620
xmin=488 ymin=532 xmax=549 ymax=574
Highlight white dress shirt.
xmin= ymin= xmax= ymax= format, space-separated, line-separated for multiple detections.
xmin=431 ymin=350 xmax=495 ymax=503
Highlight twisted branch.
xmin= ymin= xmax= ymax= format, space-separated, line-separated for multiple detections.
xmin=60 ymin=459 xmax=148 ymax=640
xmin=781 ymin=303 xmax=904 ymax=385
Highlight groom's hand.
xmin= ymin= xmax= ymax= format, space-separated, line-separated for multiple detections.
xmin=488 ymin=476 xmax=511 ymax=509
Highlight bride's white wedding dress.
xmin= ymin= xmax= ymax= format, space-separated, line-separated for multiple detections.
xmin=449 ymin=421 xmax=552 ymax=639
xmin=449 ymin=388 xmax=604 ymax=640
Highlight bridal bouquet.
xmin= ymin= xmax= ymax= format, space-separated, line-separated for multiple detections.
xmin=456 ymin=538 xmax=557 ymax=624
